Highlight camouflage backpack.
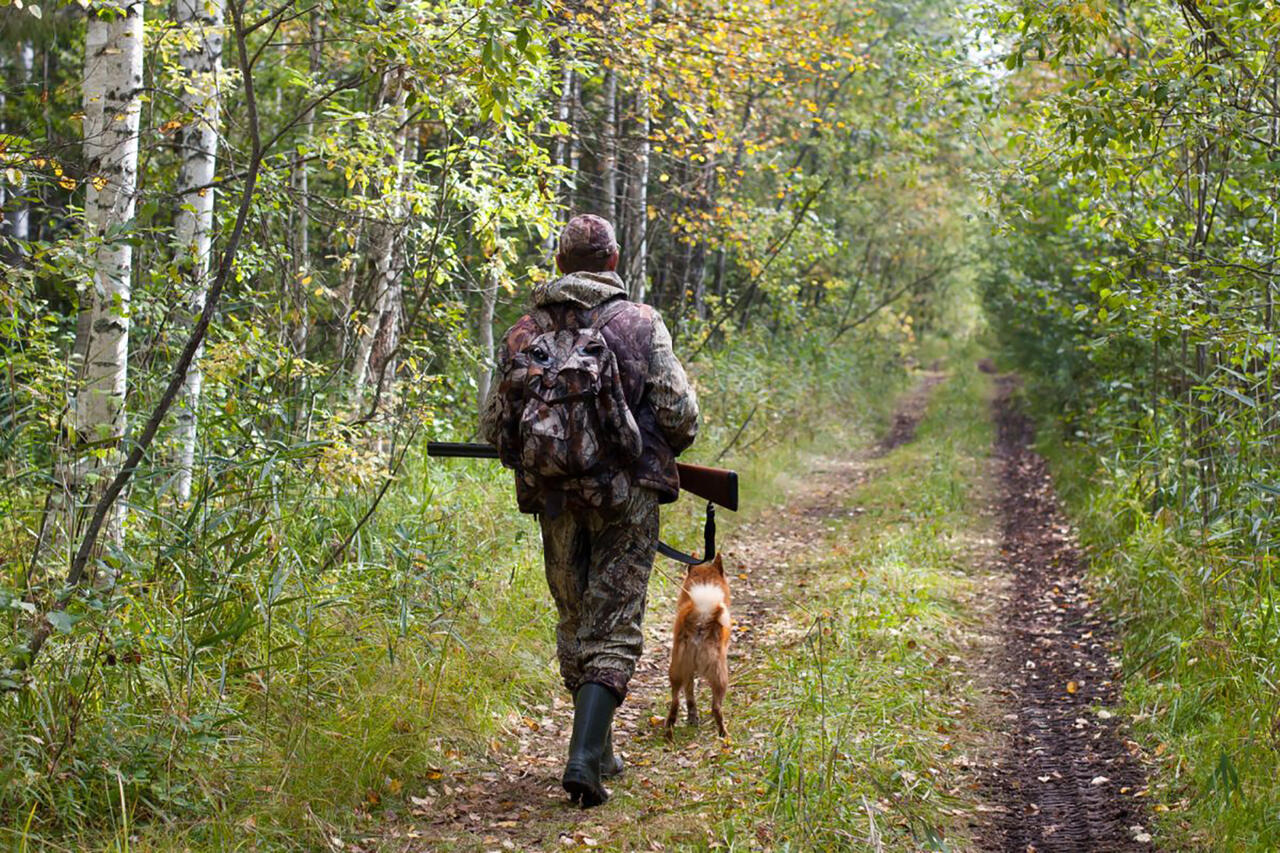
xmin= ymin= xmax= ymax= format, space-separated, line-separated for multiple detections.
xmin=495 ymin=298 xmax=643 ymax=516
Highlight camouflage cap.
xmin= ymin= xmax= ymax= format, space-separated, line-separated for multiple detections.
xmin=557 ymin=214 xmax=619 ymax=262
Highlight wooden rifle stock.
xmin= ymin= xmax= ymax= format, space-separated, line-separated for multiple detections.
xmin=671 ymin=462 xmax=738 ymax=512
xmin=426 ymin=442 xmax=738 ymax=512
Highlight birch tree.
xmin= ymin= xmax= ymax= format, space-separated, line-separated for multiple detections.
xmin=172 ymin=0 xmax=224 ymax=503
xmin=59 ymin=0 xmax=144 ymax=553
xmin=12 ymin=41 xmax=33 ymax=242
xmin=476 ymin=261 xmax=500 ymax=411
xmin=621 ymin=0 xmax=654 ymax=301
xmin=601 ymin=66 xmax=617 ymax=221
xmin=2 ymin=41 xmax=34 ymax=243
xmin=351 ymin=77 xmax=409 ymax=447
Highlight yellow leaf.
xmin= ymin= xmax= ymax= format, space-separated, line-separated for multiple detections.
xmin=1066 ymin=681 xmax=1078 ymax=694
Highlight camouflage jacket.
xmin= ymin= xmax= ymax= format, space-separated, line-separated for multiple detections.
xmin=480 ymin=270 xmax=700 ymax=507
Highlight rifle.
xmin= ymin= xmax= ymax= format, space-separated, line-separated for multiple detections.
xmin=426 ymin=442 xmax=738 ymax=511
xmin=426 ymin=441 xmax=738 ymax=563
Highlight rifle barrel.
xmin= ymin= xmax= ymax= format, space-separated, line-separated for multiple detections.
xmin=426 ymin=441 xmax=500 ymax=459
xmin=426 ymin=441 xmax=738 ymax=511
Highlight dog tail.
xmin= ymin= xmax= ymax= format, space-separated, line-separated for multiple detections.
xmin=687 ymin=583 xmax=726 ymax=616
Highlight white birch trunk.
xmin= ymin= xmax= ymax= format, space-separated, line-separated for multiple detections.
xmin=476 ymin=264 xmax=500 ymax=412
xmin=568 ymin=71 xmax=581 ymax=208
xmin=602 ymin=67 xmax=617 ymax=222
xmin=545 ymin=58 xmax=575 ymax=256
xmin=553 ymin=60 xmax=574 ymax=176
xmin=286 ymin=12 xmax=322 ymax=356
xmin=10 ymin=41 xmax=34 ymax=242
xmin=624 ymin=87 xmax=651 ymax=301
xmin=173 ymin=0 xmax=223 ymax=503
xmin=351 ymin=82 xmax=408 ymax=420
xmin=62 ymin=0 xmax=144 ymax=553
xmin=622 ymin=0 xmax=654 ymax=302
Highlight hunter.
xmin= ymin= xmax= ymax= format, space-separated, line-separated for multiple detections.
xmin=480 ymin=214 xmax=700 ymax=807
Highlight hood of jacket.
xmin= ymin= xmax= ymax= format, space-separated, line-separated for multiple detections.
xmin=531 ymin=270 xmax=627 ymax=308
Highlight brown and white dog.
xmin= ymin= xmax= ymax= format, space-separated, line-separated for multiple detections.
xmin=665 ymin=554 xmax=731 ymax=739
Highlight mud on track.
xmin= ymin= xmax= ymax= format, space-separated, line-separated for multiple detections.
xmin=984 ymin=376 xmax=1155 ymax=852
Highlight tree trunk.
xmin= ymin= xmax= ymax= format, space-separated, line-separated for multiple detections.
xmin=351 ymin=78 xmax=408 ymax=434
xmin=545 ymin=56 xmax=575 ymax=256
xmin=172 ymin=0 xmax=223 ymax=503
xmin=623 ymin=87 xmax=650 ymax=301
xmin=621 ymin=0 xmax=654 ymax=302
xmin=567 ymin=70 xmax=581 ymax=210
xmin=3 ymin=42 xmax=35 ymax=243
xmin=13 ymin=41 xmax=33 ymax=241
xmin=58 ymin=0 xmax=144 ymax=557
xmin=708 ymin=248 xmax=726 ymax=319
xmin=286 ymin=12 xmax=323 ymax=356
xmin=477 ymin=263 xmax=500 ymax=413
xmin=602 ymin=67 xmax=617 ymax=222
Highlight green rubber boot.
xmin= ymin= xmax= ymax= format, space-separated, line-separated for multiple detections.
xmin=601 ymin=725 xmax=624 ymax=778
xmin=561 ymin=683 xmax=619 ymax=807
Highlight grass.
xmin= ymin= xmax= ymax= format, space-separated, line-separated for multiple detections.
xmin=1039 ymin=435 xmax=1280 ymax=851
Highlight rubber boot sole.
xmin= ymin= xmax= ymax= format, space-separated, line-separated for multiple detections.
xmin=561 ymin=761 xmax=608 ymax=808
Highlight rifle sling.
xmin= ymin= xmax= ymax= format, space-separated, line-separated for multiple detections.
xmin=656 ymin=540 xmax=702 ymax=565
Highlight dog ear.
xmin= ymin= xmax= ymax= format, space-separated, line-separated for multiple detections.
xmin=712 ymin=553 xmax=724 ymax=574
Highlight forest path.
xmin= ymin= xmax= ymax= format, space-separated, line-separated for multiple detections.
xmin=979 ymin=375 xmax=1156 ymax=851
xmin=378 ymin=372 xmax=947 ymax=851
xmin=368 ymin=366 xmax=1157 ymax=852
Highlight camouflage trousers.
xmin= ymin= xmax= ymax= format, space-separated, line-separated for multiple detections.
xmin=539 ymin=487 xmax=660 ymax=703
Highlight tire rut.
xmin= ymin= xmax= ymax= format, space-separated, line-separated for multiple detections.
xmin=985 ymin=375 xmax=1155 ymax=852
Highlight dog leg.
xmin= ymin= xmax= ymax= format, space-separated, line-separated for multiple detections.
xmin=664 ymin=678 xmax=682 ymax=740
xmin=709 ymin=658 xmax=729 ymax=738
xmin=684 ymin=677 xmax=699 ymax=726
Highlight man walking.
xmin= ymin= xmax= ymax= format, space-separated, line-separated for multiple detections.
xmin=480 ymin=214 xmax=699 ymax=807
